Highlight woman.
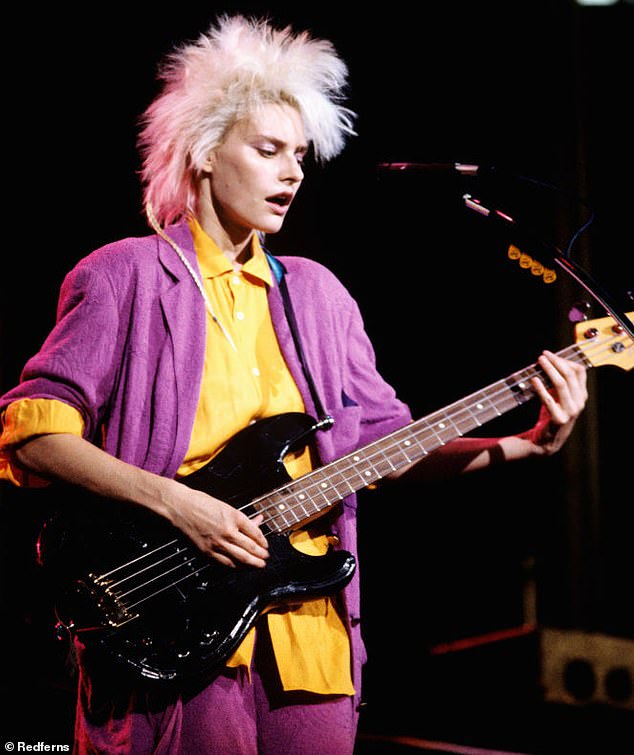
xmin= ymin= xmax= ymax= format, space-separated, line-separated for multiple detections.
xmin=0 ymin=15 xmax=587 ymax=754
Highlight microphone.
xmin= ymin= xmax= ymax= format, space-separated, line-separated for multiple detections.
xmin=462 ymin=193 xmax=515 ymax=223
xmin=376 ymin=162 xmax=482 ymax=176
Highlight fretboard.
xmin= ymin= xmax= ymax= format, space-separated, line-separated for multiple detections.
xmin=254 ymin=343 xmax=590 ymax=534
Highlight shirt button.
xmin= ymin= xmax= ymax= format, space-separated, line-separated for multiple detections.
xmin=252 ymin=367 xmax=261 ymax=377
xmin=232 ymin=276 xmax=240 ymax=285
xmin=236 ymin=311 xmax=245 ymax=321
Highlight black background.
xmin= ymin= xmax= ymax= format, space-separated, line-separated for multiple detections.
xmin=1 ymin=2 xmax=633 ymax=752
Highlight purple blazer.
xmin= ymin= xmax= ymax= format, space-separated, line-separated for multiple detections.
xmin=1 ymin=220 xmax=412 ymax=694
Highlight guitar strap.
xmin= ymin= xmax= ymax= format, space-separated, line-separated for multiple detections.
xmin=266 ymin=251 xmax=334 ymax=432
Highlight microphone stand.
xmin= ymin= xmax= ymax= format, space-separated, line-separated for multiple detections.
xmin=463 ymin=194 xmax=634 ymax=339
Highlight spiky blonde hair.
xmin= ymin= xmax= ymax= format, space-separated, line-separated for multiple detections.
xmin=138 ymin=15 xmax=356 ymax=227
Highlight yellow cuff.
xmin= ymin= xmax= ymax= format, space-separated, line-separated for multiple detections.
xmin=0 ymin=399 xmax=85 ymax=487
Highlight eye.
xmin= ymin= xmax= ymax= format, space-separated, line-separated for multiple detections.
xmin=257 ymin=146 xmax=276 ymax=158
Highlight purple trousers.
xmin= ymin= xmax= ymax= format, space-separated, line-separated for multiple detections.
xmin=73 ymin=623 xmax=359 ymax=754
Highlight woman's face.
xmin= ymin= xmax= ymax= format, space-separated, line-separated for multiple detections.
xmin=203 ymin=102 xmax=307 ymax=242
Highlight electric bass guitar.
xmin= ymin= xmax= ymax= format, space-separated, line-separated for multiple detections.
xmin=37 ymin=312 xmax=633 ymax=685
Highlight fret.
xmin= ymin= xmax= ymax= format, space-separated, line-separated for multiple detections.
xmin=295 ymin=495 xmax=314 ymax=519
xmin=360 ymin=454 xmax=384 ymax=481
xmin=385 ymin=440 xmax=414 ymax=466
xmin=402 ymin=423 xmax=438 ymax=458
xmin=506 ymin=370 xmax=539 ymax=405
xmin=349 ymin=454 xmax=379 ymax=487
xmin=243 ymin=320 xmax=632 ymax=536
xmin=261 ymin=490 xmax=300 ymax=532
xmin=426 ymin=413 xmax=464 ymax=444
xmin=452 ymin=383 xmax=512 ymax=428
xmin=269 ymin=488 xmax=305 ymax=519
xmin=463 ymin=393 xmax=502 ymax=426
xmin=366 ymin=450 xmax=399 ymax=479
xmin=415 ymin=417 xmax=449 ymax=448
xmin=501 ymin=392 xmax=527 ymax=412
xmin=325 ymin=453 xmax=380 ymax=492
xmin=315 ymin=481 xmax=337 ymax=506
xmin=442 ymin=403 xmax=474 ymax=435
xmin=319 ymin=468 xmax=358 ymax=497
xmin=462 ymin=390 xmax=506 ymax=428
xmin=304 ymin=471 xmax=351 ymax=504
xmin=374 ymin=447 xmax=399 ymax=474
xmin=267 ymin=483 xmax=324 ymax=530
xmin=393 ymin=425 xmax=428 ymax=460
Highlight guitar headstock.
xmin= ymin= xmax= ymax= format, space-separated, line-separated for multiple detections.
xmin=575 ymin=311 xmax=633 ymax=371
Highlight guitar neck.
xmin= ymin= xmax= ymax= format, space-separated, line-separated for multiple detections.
xmin=254 ymin=342 xmax=591 ymax=535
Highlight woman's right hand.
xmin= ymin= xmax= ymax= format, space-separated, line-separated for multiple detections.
xmin=15 ymin=432 xmax=270 ymax=569
xmin=163 ymin=479 xmax=270 ymax=568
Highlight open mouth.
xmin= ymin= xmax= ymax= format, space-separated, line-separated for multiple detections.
xmin=266 ymin=193 xmax=292 ymax=208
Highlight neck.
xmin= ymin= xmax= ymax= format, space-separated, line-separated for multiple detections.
xmin=196 ymin=197 xmax=253 ymax=270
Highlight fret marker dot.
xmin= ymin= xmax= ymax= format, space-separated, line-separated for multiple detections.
xmin=353 ymin=455 xmax=360 ymax=462
xmin=321 ymin=482 xmax=328 ymax=489
xmin=299 ymin=494 xmax=306 ymax=500
xmin=364 ymin=471 xmax=371 ymax=477
xmin=278 ymin=504 xmax=286 ymax=511
xmin=519 ymin=382 xmax=526 ymax=390
xmin=477 ymin=403 xmax=484 ymax=410
xmin=438 ymin=422 xmax=446 ymax=429
xmin=404 ymin=440 xmax=411 ymax=446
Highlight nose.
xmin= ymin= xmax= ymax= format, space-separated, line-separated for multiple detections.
xmin=282 ymin=153 xmax=304 ymax=184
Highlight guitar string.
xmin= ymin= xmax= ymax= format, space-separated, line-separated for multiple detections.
xmin=110 ymin=341 xmax=629 ymax=615
xmin=100 ymin=335 xmax=625 ymax=606
xmin=99 ymin=334 xmax=630 ymax=611
xmin=241 ymin=336 xmax=613 ymax=528
xmin=103 ymin=335 xmax=625 ymax=608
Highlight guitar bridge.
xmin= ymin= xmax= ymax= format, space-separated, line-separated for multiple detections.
xmin=77 ymin=573 xmax=139 ymax=628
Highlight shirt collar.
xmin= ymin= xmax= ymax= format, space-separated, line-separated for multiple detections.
xmin=188 ymin=216 xmax=273 ymax=286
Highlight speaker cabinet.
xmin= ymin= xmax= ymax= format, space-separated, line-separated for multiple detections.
xmin=540 ymin=628 xmax=634 ymax=710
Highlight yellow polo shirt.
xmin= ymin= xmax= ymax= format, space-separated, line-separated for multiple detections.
xmin=0 ymin=220 xmax=353 ymax=695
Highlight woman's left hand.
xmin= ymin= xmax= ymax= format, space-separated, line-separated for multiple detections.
xmin=528 ymin=349 xmax=589 ymax=455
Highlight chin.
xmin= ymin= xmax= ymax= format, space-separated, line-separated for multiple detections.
xmin=259 ymin=220 xmax=285 ymax=235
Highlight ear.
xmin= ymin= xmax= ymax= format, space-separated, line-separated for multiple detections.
xmin=202 ymin=151 xmax=215 ymax=172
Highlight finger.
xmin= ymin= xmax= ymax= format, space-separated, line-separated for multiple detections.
xmin=236 ymin=530 xmax=269 ymax=560
xmin=542 ymin=351 xmax=587 ymax=390
xmin=241 ymin=512 xmax=269 ymax=549
xmin=531 ymin=370 xmax=556 ymax=403
xmin=530 ymin=375 xmax=568 ymax=425
xmin=540 ymin=351 xmax=588 ymax=412
xmin=224 ymin=518 xmax=269 ymax=561
xmin=537 ymin=353 xmax=577 ymax=408
xmin=210 ymin=551 xmax=237 ymax=569
xmin=538 ymin=351 xmax=570 ymax=389
xmin=204 ymin=531 xmax=268 ymax=568
xmin=222 ymin=536 xmax=269 ymax=568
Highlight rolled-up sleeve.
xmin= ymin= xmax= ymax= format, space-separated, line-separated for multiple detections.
xmin=0 ymin=398 xmax=85 ymax=486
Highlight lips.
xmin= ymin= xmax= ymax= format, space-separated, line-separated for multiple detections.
xmin=266 ymin=192 xmax=293 ymax=215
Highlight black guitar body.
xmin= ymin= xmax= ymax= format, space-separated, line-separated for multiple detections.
xmin=37 ymin=413 xmax=356 ymax=685
xmin=32 ymin=312 xmax=634 ymax=686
